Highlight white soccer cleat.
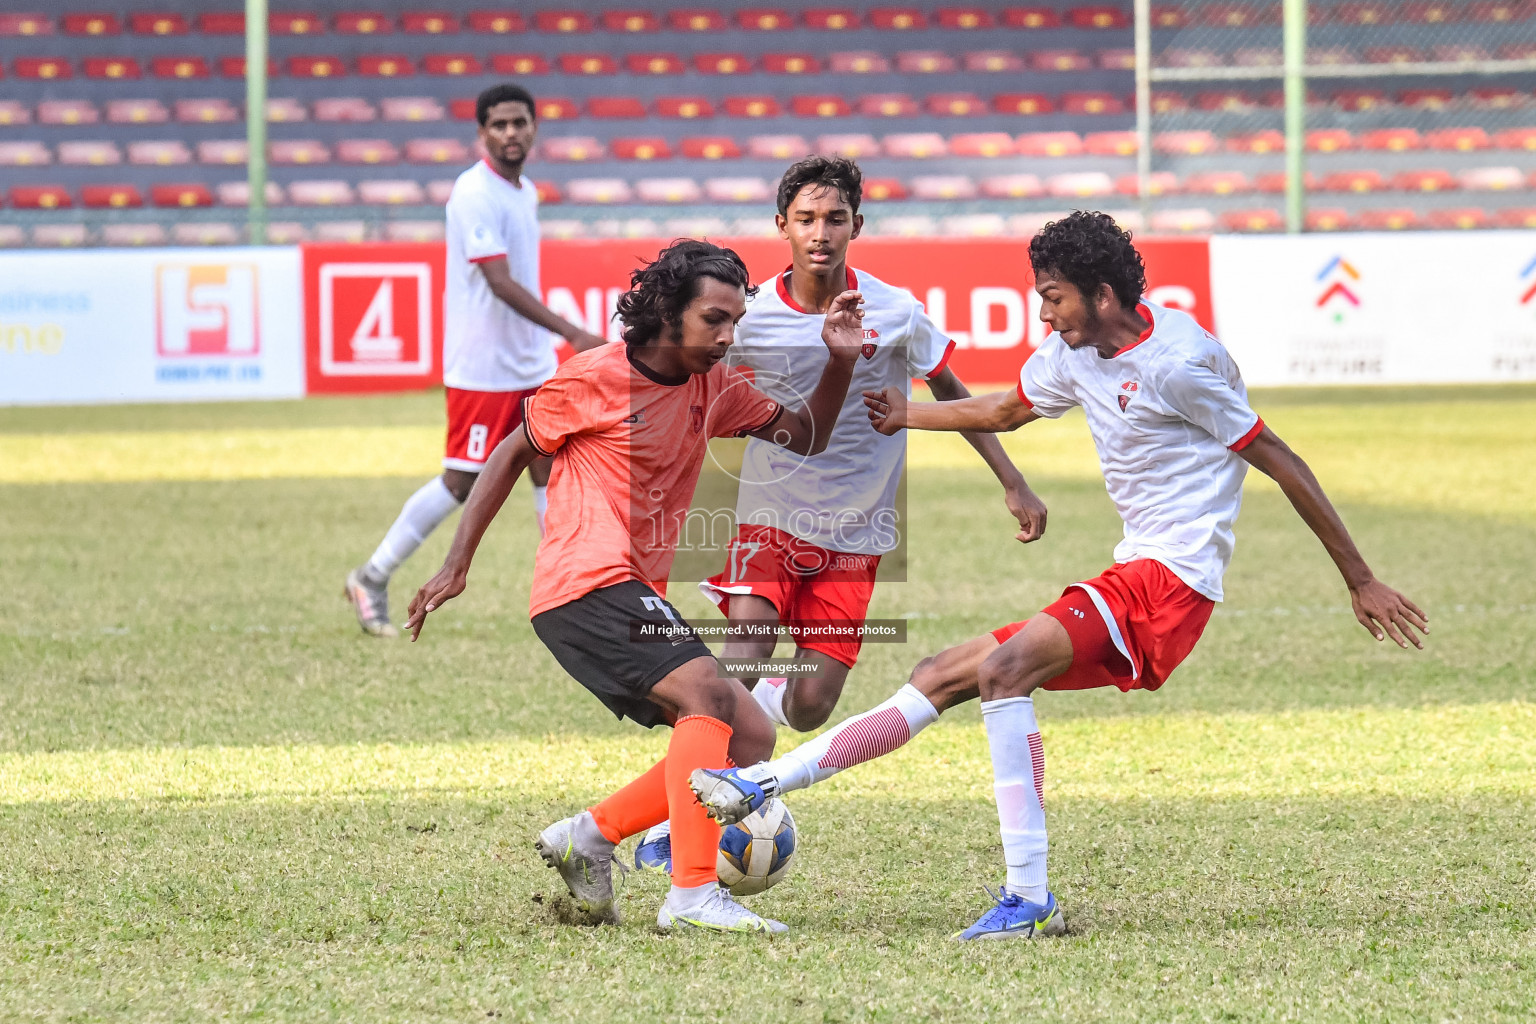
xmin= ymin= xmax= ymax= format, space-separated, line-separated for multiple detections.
xmin=689 ymin=766 xmax=771 ymax=826
xmin=656 ymin=883 xmax=788 ymax=935
xmin=344 ymin=567 xmax=397 ymax=637
xmin=535 ymin=813 xmax=619 ymax=924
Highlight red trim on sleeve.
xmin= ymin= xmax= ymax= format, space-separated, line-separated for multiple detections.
xmin=1015 ymin=381 xmax=1034 ymax=408
xmin=1228 ymin=416 xmax=1264 ymax=452
xmin=923 ymin=339 xmax=956 ymax=380
xmin=469 ymin=253 xmax=507 ymax=264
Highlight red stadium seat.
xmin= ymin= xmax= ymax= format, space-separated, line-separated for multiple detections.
xmin=1004 ymin=6 xmax=1061 ymax=27
xmin=109 ymin=100 xmax=169 ymax=124
xmin=558 ymin=53 xmax=617 ymax=75
xmin=1426 ymin=127 xmax=1492 ymax=151
xmin=1233 ymin=46 xmax=1282 ymax=67
xmin=1151 ymin=209 xmax=1217 ymax=234
xmin=336 ymin=12 xmax=394 ymax=34
xmin=862 ymin=178 xmax=908 ymax=201
xmin=1062 ymin=93 xmax=1124 ymax=115
xmin=536 ymin=98 xmax=580 ymax=121
xmin=669 ymin=10 xmax=728 ymax=31
xmin=0 ymin=102 xmax=32 ymax=126
xmin=218 ymin=181 xmax=284 ymax=205
xmin=404 ymin=138 xmax=470 ymax=162
xmin=1495 ymin=208 xmax=1536 ymax=228
xmin=1162 ymin=48 xmax=1224 ymax=68
xmin=883 ymin=132 xmax=947 ymax=157
xmin=177 ymin=99 xmax=239 ymax=124
xmin=1155 ymin=130 xmax=1218 ymax=155
xmin=926 ymin=93 xmax=987 ymax=116
xmin=832 ymin=52 xmax=892 ymax=73
xmin=0 ymin=13 xmax=53 ymax=35
xmin=1306 ymin=129 xmax=1354 ymax=153
xmin=1495 ymin=42 xmax=1536 ymax=59
xmin=1220 ymin=209 xmax=1283 ymax=232
xmin=84 ymin=57 xmax=142 ymax=80
xmin=1363 ymin=46 xmax=1425 ymax=64
xmin=82 ymin=184 xmax=143 ymax=208
xmin=746 ymin=134 xmax=810 ymax=159
xmin=129 ymin=12 xmax=188 ymax=35
xmin=271 ymin=140 xmax=332 ymax=165
xmin=1310 ymin=47 xmax=1359 ymax=66
xmin=936 ymin=8 xmax=993 ymax=29
xmin=587 ymin=97 xmax=647 ymax=118
xmin=218 ymin=57 xmax=280 ymax=78
xmin=1469 ymin=87 xmax=1523 ymax=108
xmin=1361 ymin=128 xmax=1423 ymax=151
xmin=337 ymin=139 xmax=399 ymax=164
xmin=603 ymin=10 xmax=662 ymax=31
xmin=724 ymin=96 xmax=783 ymax=118
xmin=994 ymin=94 xmax=1054 ymax=115
xmin=1070 ymin=5 xmax=1130 ymax=28
xmin=655 ymin=96 xmax=716 ymax=119
xmin=1434 ymin=44 xmax=1491 ymax=61
xmin=611 ymin=137 xmax=672 ymax=160
xmin=868 ymin=7 xmax=927 ymax=29
xmin=1227 ymin=130 xmax=1285 ymax=154
xmin=1467 ymin=2 xmax=1528 ymax=22
xmin=1459 ymin=166 xmax=1524 ymax=190
xmin=539 ymin=137 xmax=606 ymax=161
xmin=267 ymin=98 xmax=309 ymax=122
xmin=1321 ymin=169 xmax=1385 ymax=192
xmin=359 ymin=180 xmax=427 ymax=204
xmin=817 ymin=133 xmax=881 ymax=158
xmin=151 ymin=183 xmax=214 ymax=208
xmin=565 ymin=179 xmax=633 ymax=204
xmin=127 ymin=140 xmax=191 ymax=165
xmin=468 ymin=11 xmax=526 ymax=33
xmin=1305 ymin=208 xmax=1353 ymax=231
xmin=289 ymin=180 xmax=356 ymax=205
xmin=401 ymin=11 xmax=460 ymax=33
xmin=1098 ymin=49 xmax=1137 ymax=70
xmin=857 ymin=94 xmax=919 ymax=117
xmin=791 ymin=95 xmax=852 ymax=118
xmin=270 ymin=11 xmax=325 ymax=34
xmin=33 ymin=224 xmax=90 ymax=247
xmin=1195 ymin=91 xmax=1256 ymax=112
xmin=1331 ymin=90 xmax=1388 ymax=112
xmin=1201 ymin=3 xmax=1270 ymax=27
xmin=37 ymin=100 xmax=96 ymax=125
xmin=1017 ymin=131 xmax=1084 ymax=157
xmin=1334 ymin=2 xmax=1395 ymax=25
xmin=1399 ymin=89 xmax=1455 ymax=109
xmin=896 ymin=51 xmax=957 ymax=73
xmin=490 ymin=54 xmax=550 ymax=75
xmin=66 ymin=13 xmax=121 ymax=35
xmin=1115 ymin=172 xmax=1178 ymax=196
xmin=361 ymin=54 xmax=419 ymax=76
xmin=911 ymin=175 xmax=977 ymax=200
xmin=804 ymin=8 xmax=861 ymax=29
xmin=534 ymin=181 xmax=562 ymax=204
xmin=1392 ymin=169 xmax=1458 ymax=191
xmin=59 ymin=141 xmax=121 ymax=166
xmin=1426 ymin=208 xmax=1490 ymax=229
xmin=626 ymin=53 xmax=686 ymax=75
xmin=762 ymin=53 xmax=822 ymax=74
xmin=1085 ymin=131 xmax=1137 ymax=155
xmin=289 ymin=55 xmax=346 ymax=77
xmin=636 ymin=178 xmax=704 ymax=204
xmin=198 ymin=12 xmax=246 ymax=33
xmin=1149 ymin=5 xmax=1189 ymax=28
xmin=1402 ymin=2 xmax=1458 ymax=22
xmin=1151 ymin=93 xmax=1190 ymax=113
xmin=1358 ymin=208 xmax=1421 ymax=230
xmin=16 ymin=58 xmax=72 ymax=80
xmin=980 ymin=174 xmax=1044 ymax=199
xmin=1029 ymin=50 xmax=1092 ymax=72
xmin=966 ymin=50 xmax=1024 ymax=72
xmin=681 ymin=136 xmax=742 ymax=159
xmin=536 ymin=11 xmax=595 ymax=33
xmin=695 ymin=53 xmax=752 ymax=75
xmin=0 ymin=141 xmax=51 ymax=166
xmin=152 ymin=56 xmax=211 ymax=79
xmin=704 ymin=177 xmax=773 ymax=202
xmin=1046 ymin=172 xmax=1114 ymax=198
xmin=737 ymin=8 xmax=793 ymax=29
xmin=198 ymin=140 xmax=249 ymax=164
xmin=1255 ymin=171 xmax=1317 ymax=192
xmin=11 ymin=185 xmax=72 ymax=209
xmin=950 ymin=132 xmax=1017 ymax=157
xmin=1494 ymin=128 xmax=1536 ymax=150
xmin=1185 ymin=171 xmax=1252 ymax=195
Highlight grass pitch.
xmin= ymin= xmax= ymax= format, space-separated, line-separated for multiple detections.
xmin=2 ymin=385 xmax=1533 ymax=1022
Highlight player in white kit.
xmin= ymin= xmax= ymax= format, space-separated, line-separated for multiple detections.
xmin=692 ymin=212 xmax=1427 ymax=940
xmin=346 ymin=84 xmax=605 ymax=636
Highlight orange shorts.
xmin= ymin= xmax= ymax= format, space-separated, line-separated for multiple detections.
xmin=701 ymin=524 xmax=880 ymax=668
xmin=992 ymin=559 xmax=1215 ymax=692
xmin=444 ymin=386 xmax=541 ymax=472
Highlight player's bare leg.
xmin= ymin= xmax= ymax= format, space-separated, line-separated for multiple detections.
xmin=725 ymin=593 xmax=856 ymax=731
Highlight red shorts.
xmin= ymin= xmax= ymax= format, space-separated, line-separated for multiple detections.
xmin=444 ymin=386 xmax=541 ymax=472
xmin=701 ymin=524 xmax=881 ymax=668
xmin=991 ymin=559 xmax=1214 ymax=692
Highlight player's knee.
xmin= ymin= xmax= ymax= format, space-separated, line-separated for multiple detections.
xmin=909 ymin=650 xmax=978 ymax=711
xmin=783 ymin=682 xmax=839 ymax=731
xmin=728 ymin=703 xmax=776 ymax=764
xmin=440 ymin=471 xmax=475 ymax=503
xmin=976 ymin=645 xmax=1029 ymax=701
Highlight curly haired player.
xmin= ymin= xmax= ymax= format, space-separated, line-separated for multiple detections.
xmin=405 ymin=239 xmax=868 ymax=935
xmin=691 ymin=212 xmax=1428 ymax=941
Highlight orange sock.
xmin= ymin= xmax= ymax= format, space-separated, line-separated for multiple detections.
xmin=665 ymin=714 xmax=733 ymax=887
xmin=588 ymin=759 xmax=669 ymax=845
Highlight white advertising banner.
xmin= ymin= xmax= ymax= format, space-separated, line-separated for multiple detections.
xmin=1211 ymin=232 xmax=1536 ymax=387
xmin=0 ymin=247 xmax=304 ymax=405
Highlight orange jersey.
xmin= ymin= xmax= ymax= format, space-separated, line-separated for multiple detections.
xmin=523 ymin=344 xmax=782 ymax=618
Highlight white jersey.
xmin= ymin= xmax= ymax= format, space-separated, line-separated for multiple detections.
xmin=1018 ymin=301 xmax=1263 ymax=601
xmin=729 ymin=266 xmax=954 ymax=555
xmin=442 ymin=159 xmax=557 ymax=392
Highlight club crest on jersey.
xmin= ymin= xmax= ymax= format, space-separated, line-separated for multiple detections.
xmin=690 ymin=404 xmax=705 ymax=434
xmin=1119 ymin=381 xmax=1138 ymax=413
xmin=861 ymin=327 xmax=880 ymax=360
xmin=623 ymin=409 xmax=646 ymax=425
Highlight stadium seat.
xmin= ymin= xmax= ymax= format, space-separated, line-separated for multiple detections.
xmin=1030 ymin=50 xmax=1093 ymax=72
xmin=1185 ymin=171 xmax=1251 ymax=195
xmin=1469 ymin=87 xmax=1523 ymax=108
xmin=746 ymin=134 xmax=810 ymax=159
xmin=911 ymin=175 xmax=977 ymax=200
xmin=1494 ymin=128 xmax=1536 ymax=150
xmin=177 ymin=99 xmax=239 ymax=124
xmin=1392 ymin=169 xmax=1458 ymax=191
xmin=1468 ymin=1 xmax=1527 ymax=22
xmin=1197 ymin=89 xmax=1257 ymax=111
xmin=736 ymin=8 xmax=794 ymax=30
xmin=655 ymin=96 xmax=716 ymax=119
xmin=1304 ymin=208 xmax=1352 ymax=231
xmin=1018 ymin=131 xmax=1084 ymax=157
xmin=603 ymin=10 xmax=662 ymax=32
xmin=680 ymin=137 xmax=743 ymax=159
xmin=130 ymin=12 xmax=188 ymax=35
xmin=1114 ymin=172 xmax=1178 ymax=196
xmin=1254 ymin=171 xmax=1316 ymax=192
xmin=58 ymin=141 xmax=120 ymax=166
xmin=37 ymin=101 xmax=96 ymax=125
xmin=762 ymin=53 xmax=822 ymax=74
xmin=216 ymin=181 xmax=283 ymax=205
xmin=1220 ymin=208 xmax=1283 ymax=232
xmin=1061 ymin=93 xmax=1124 ymax=115
xmin=994 ymin=94 xmax=1054 ymax=115
xmin=1434 ymin=44 xmax=1491 ymax=61
xmin=1150 ymin=92 xmax=1190 ymax=114
xmin=871 ymin=215 xmax=937 ymax=238
xmin=1495 ymin=207 xmax=1536 ymax=228
xmin=1162 ymin=48 xmax=1224 ymax=68
xmin=10 ymin=58 xmax=67 ymax=81
xmin=83 ymin=57 xmax=142 ymax=80
xmin=804 ymin=8 xmax=861 ymax=29
xmin=936 ymin=8 xmax=994 ymax=28
xmin=289 ymin=180 xmax=356 ymax=206
xmin=1084 ymin=131 xmax=1137 ymax=156
xmin=10 ymin=185 xmax=71 ymax=209
xmin=724 ymin=95 xmax=786 ymax=118
xmin=1321 ymin=169 xmax=1386 ymax=192
xmin=386 ymin=221 xmax=447 ymax=242
xmin=1356 ymin=208 xmax=1420 ymax=230
xmin=489 ymin=55 xmax=550 ymax=75
xmin=857 ymin=94 xmax=919 ymax=117
xmin=1047 ymin=172 xmax=1114 ymax=198
xmin=537 ymin=99 xmax=580 ymax=121
xmin=173 ymin=222 xmax=242 ymax=245
xmin=108 ymin=100 xmax=169 ymax=124
xmin=558 ymin=53 xmax=617 ymax=75
xmin=0 ymin=102 xmax=30 ymax=126
xmin=33 ymin=224 xmax=90 ymax=247
xmin=941 ymin=213 xmax=1009 ymax=237
xmin=1227 ymin=130 xmax=1285 ymax=154
xmin=883 ymin=132 xmax=947 ymax=157
xmin=816 ymin=133 xmax=880 ymax=158
xmin=695 ymin=53 xmax=752 ymax=75
xmin=288 ymin=55 xmax=346 ymax=77
xmin=0 ymin=142 xmax=52 ymax=166
xmin=425 ymin=180 xmax=455 ymax=203
xmin=537 ymin=10 xmax=594 ymax=33
xmin=588 ymin=97 xmax=648 ymax=118
xmin=316 ymin=98 xmax=377 ymax=122
xmin=382 ymin=98 xmax=444 ymax=122
xmin=218 ymin=57 xmax=280 ymax=78
xmin=196 ymin=12 xmax=244 ymax=33
xmin=791 ymin=96 xmax=852 ymax=118
xmin=0 ymin=12 xmax=50 ymax=35
xmin=1154 ymin=131 xmax=1218 ymax=155
xmin=951 ymin=132 xmax=1017 ymax=157
xmin=336 ymin=12 xmax=394 ymax=34
xmin=1458 ymin=166 xmax=1524 ymax=190
xmin=80 ymin=184 xmax=142 ymax=208
xmin=1426 ymin=208 xmax=1490 ymax=229
xmin=926 ymin=93 xmax=987 ymax=117
xmin=626 ymin=53 xmax=686 ymax=75
xmin=636 ymin=178 xmax=704 ymax=203
xmin=566 ymin=179 xmax=634 ymax=204
xmin=539 ymin=137 xmax=606 ymax=161
xmin=63 ymin=13 xmax=120 ymax=35
xmin=128 ymin=141 xmax=192 ymax=165
xmin=270 ymin=11 xmax=324 ymax=34
xmin=0 ymin=225 xmax=23 ymax=247
xmin=1361 ymin=128 xmax=1423 ymax=151
xmin=404 ymin=138 xmax=470 ymax=163
xmin=1201 ymin=3 xmax=1268 ymax=26
xmin=1148 ymin=4 xmax=1188 ymax=28
xmin=1496 ymin=42 xmax=1536 ymax=59
xmin=979 ymin=173 xmax=1044 ymax=198
xmin=337 ymin=139 xmax=399 ymax=164
xmin=831 ymin=51 xmax=892 ymax=73
xmin=535 ymin=181 xmax=560 ymax=204
xmin=1427 ymin=127 xmax=1492 ymax=151
xmin=1333 ymin=1 xmax=1394 ymax=23
xmin=1306 ymin=129 xmax=1354 ymax=153
xmin=198 ymin=140 xmax=249 ymax=165
xmin=610 ymin=137 xmax=672 ymax=160
xmin=101 ymin=224 xmax=168 ymax=247
xmin=868 ymin=7 xmax=927 ymax=29
xmin=1403 ymin=2 xmax=1458 ymax=21
xmin=538 ymin=219 xmax=585 ymax=240
xmin=862 ymin=178 xmax=908 ymax=200
xmin=896 ymin=51 xmax=957 ymax=73
xmin=271 ymin=140 xmax=333 ymax=165
xmin=359 ymin=54 xmax=419 ymax=76
xmin=1098 ymin=49 xmax=1137 ymax=70
xmin=151 ymin=183 xmax=214 ymax=207
xmin=1398 ymin=89 xmax=1455 ymax=110
xmin=1364 ymin=46 xmax=1426 ymax=64
xmin=1309 ymin=47 xmax=1358 ymax=66
xmin=704 ymin=177 xmax=773 ymax=202
xmin=965 ymin=50 xmax=1024 ymax=73
xmin=357 ymin=180 xmax=426 ymax=204
xmin=668 ymin=10 xmax=727 ymax=31
xmin=401 ymin=11 xmax=459 ymax=33
xmin=1151 ymin=208 xmax=1216 ymax=233
xmin=151 ymin=56 xmax=211 ymax=79
xmin=1232 ymin=47 xmax=1282 ymax=67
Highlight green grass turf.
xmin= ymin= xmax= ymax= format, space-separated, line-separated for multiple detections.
xmin=1 ymin=385 xmax=1533 ymax=1021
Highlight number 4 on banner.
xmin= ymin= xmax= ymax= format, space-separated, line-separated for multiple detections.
xmin=350 ymin=279 xmax=405 ymax=362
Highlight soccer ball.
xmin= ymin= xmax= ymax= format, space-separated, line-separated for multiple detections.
xmin=716 ymin=798 xmax=796 ymax=897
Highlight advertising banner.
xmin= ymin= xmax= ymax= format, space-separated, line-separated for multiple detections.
xmin=1211 ymin=232 xmax=1536 ymax=387
xmin=0 ymin=247 xmax=303 ymax=406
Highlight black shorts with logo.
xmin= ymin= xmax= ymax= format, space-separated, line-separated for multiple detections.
xmin=531 ymin=580 xmax=714 ymax=728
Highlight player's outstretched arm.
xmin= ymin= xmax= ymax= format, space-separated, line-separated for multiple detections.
xmin=926 ymin=368 xmax=1047 ymax=543
xmin=864 ymin=386 xmax=1038 ymax=437
xmin=405 ymin=428 xmax=539 ymax=640
xmin=750 ymin=289 xmax=863 ymax=455
xmin=1238 ymin=426 xmax=1428 ymax=649
xmin=479 ymin=256 xmax=607 ymax=352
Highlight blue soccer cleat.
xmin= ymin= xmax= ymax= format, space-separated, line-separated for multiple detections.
xmin=953 ymin=887 xmax=1067 ymax=941
xmin=689 ymin=766 xmax=770 ymax=825
xmin=634 ymin=821 xmax=672 ymax=874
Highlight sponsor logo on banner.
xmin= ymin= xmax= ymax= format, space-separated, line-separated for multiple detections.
xmin=154 ymin=263 xmax=263 ymax=383
xmin=1286 ymin=252 xmax=1384 ymax=381
xmin=317 ymin=262 xmax=432 ymax=376
xmin=1492 ymin=252 xmax=1536 ymax=376
xmin=1314 ymin=256 xmax=1362 ymax=322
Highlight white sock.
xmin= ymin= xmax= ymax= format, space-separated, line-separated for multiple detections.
xmin=982 ymin=696 xmax=1049 ymax=904
xmin=740 ymin=683 xmax=940 ymax=794
xmin=532 ymin=484 xmax=548 ymax=536
xmin=750 ymin=678 xmax=790 ymax=727
xmin=364 ymin=477 xmax=462 ymax=583
xmin=663 ymin=880 xmax=717 ymax=910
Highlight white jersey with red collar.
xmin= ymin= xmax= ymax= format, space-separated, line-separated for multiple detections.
xmin=728 ymin=266 xmax=954 ymax=555
xmin=1017 ymin=300 xmax=1264 ymax=601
